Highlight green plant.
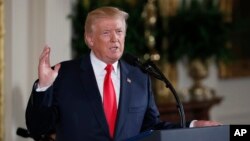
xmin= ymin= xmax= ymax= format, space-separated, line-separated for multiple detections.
xmin=165 ymin=0 xmax=232 ymax=63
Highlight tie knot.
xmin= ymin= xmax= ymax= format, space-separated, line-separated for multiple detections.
xmin=105 ymin=64 xmax=113 ymax=73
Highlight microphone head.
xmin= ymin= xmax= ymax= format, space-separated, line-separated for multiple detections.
xmin=123 ymin=53 xmax=141 ymax=66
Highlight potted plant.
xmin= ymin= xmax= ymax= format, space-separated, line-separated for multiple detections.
xmin=164 ymin=0 xmax=232 ymax=101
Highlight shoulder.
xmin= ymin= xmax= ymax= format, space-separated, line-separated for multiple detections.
xmin=58 ymin=54 xmax=90 ymax=73
xmin=58 ymin=59 xmax=81 ymax=72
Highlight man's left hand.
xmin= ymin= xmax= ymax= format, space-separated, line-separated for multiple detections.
xmin=193 ymin=120 xmax=222 ymax=127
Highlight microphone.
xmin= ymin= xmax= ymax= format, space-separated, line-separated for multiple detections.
xmin=16 ymin=128 xmax=30 ymax=138
xmin=16 ymin=127 xmax=55 ymax=141
xmin=123 ymin=53 xmax=145 ymax=70
xmin=123 ymin=53 xmax=186 ymax=128
xmin=123 ymin=53 xmax=162 ymax=80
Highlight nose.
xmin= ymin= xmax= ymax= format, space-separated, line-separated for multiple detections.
xmin=110 ymin=32 xmax=118 ymax=42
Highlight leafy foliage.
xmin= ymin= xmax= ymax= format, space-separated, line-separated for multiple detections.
xmin=165 ymin=0 xmax=232 ymax=63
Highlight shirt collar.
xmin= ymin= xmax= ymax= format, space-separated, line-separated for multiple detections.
xmin=90 ymin=51 xmax=119 ymax=74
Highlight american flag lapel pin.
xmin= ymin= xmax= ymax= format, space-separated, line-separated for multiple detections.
xmin=127 ymin=78 xmax=131 ymax=83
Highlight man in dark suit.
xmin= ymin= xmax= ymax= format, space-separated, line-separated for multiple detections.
xmin=25 ymin=6 xmax=221 ymax=141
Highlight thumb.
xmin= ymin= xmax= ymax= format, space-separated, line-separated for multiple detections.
xmin=54 ymin=63 xmax=61 ymax=73
xmin=52 ymin=63 xmax=61 ymax=80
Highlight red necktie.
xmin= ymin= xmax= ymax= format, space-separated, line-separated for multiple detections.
xmin=103 ymin=64 xmax=117 ymax=138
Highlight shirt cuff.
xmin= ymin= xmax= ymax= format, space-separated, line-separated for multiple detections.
xmin=189 ymin=120 xmax=197 ymax=128
xmin=35 ymin=83 xmax=51 ymax=92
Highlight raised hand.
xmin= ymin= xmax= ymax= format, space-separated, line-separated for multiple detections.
xmin=38 ymin=45 xmax=61 ymax=88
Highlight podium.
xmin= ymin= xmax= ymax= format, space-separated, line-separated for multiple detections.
xmin=126 ymin=125 xmax=229 ymax=141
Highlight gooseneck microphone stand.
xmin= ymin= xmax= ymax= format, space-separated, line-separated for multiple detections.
xmin=142 ymin=60 xmax=186 ymax=128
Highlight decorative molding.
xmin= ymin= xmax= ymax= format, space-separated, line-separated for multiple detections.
xmin=0 ymin=0 xmax=4 ymax=140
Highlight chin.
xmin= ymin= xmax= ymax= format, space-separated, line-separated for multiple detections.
xmin=109 ymin=56 xmax=121 ymax=62
xmin=112 ymin=52 xmax=122 ymax=57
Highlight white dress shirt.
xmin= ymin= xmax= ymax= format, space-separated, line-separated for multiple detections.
xmin=90 ymin=51 xmax=121 ymax=106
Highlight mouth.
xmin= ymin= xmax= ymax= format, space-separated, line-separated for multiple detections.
xmin=110 ymin=46 xmax=119 ymax=51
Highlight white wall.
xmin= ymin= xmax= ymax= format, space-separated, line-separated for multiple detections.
xmin=4 ymin=0 xmax=71 ymax=141
xmin=3 ymin=0 xmax=250 ymax=141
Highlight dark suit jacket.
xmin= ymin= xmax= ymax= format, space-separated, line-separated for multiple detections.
xmin=26 ymin=53 xmax=182 ymax=141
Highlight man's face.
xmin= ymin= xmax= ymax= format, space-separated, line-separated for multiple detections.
xmin=87 ymin=18 xmax=126 ymax=64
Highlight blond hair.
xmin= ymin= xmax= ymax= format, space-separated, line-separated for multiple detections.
xmin=84 ymin=6 xmax=129 ymax=34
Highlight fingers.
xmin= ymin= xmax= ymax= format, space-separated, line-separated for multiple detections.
xmin=39 ymin=45 xmax=49 ymax=60
xmin=39 ymin=45 xmax=51 ymax=66
xmin=45 ymin=45 xmax=51 ymax=66
xmin=194 ymin=120 xmax=223 ymax=127
xmin=208 ymin=121 xmax=223 ymax=126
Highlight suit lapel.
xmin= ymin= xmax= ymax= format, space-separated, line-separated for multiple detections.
xmin=79 ymin=54 xmax=110 ymax=136
xmin=114 ymin=60 xmax=132 ymax=140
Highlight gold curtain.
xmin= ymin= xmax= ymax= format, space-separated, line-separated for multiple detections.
xmin=0 ymin=0 xmax=4 ymax=140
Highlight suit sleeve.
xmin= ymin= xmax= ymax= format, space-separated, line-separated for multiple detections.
xmin=25 ymin=80 xmax=58 ymax=138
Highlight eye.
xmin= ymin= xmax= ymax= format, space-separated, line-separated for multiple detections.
xmin=102 ymin=31 xmax=110 ymax=36
xmin=116 ymin=30 xmax=123 ymax=34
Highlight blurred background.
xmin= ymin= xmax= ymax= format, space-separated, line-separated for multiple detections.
xmin=1 ymin=0 xmax=250 ymax=141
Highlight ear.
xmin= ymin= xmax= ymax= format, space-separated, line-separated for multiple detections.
xmin=84 ymin=33 xmax=94 ymax=48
